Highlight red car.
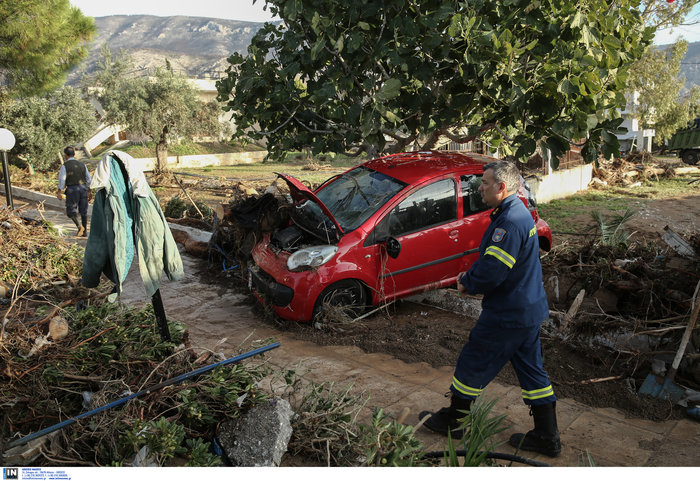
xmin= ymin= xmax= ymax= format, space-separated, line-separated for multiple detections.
xmin=250 ymin=151 xmax=552 ymax=322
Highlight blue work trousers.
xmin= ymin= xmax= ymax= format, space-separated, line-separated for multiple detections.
xmin=451 ymin=318 xmax=556 ymax=406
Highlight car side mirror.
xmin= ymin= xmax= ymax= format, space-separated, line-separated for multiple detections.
xmin=384 ymin=236 xmax=401 ymax=259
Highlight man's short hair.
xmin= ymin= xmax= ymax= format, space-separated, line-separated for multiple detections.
xmin=64 ymin=146 xmax=75 ymax=157
xmin=483 ymin=161 xmax=521 ymax=194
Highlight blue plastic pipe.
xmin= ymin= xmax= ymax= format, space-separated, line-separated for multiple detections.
xmin=6 ymin=342 xmax=280 ymax=449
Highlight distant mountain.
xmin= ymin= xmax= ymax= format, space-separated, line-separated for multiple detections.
xmin=678 ymin=41 xmax=700 ymax=92
xmin=68 ymin=15 xmax=271 ymax=84
xmin=72 ymin=16 xmax=700 ymax=93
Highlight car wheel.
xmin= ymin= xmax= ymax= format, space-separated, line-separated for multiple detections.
xmin=681 ymin=150 xmax=699 ymax=165
xmin=312 ymin=279 xmax=368 ymax=321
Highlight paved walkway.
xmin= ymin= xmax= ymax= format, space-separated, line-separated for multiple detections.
xmin=11 ymin=195 xmax=700 ymax=468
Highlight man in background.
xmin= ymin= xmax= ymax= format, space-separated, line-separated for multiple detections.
xmin=57 ymin=146 xmax=92 ymax=237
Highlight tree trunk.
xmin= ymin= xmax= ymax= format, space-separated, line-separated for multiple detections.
xmin=155 ymin=129 xmax=169 ymax=174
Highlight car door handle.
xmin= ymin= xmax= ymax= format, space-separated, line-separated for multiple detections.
xmin=449 ymin=230 xmax=459 ymax=238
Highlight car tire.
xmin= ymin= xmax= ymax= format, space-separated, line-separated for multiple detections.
xmin=312 ymin=279 xmax=368 ymax=321
xmin=681 ymin=150 xmax=699 ymax=165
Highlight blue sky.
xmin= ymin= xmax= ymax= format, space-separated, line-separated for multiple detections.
xmin=69 ymin=0 xmax=699 ymax=45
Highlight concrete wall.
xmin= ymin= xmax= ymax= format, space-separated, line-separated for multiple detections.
xmin=130 ymin=150 xmax=268 ymax=171
xmin=525 ymin=163 xmax=593 ymax=204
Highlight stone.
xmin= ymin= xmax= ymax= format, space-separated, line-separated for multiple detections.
xmin=216 ymin=398 xmax=293 ymax=467
xmin=49 ymin=316 xmax=69 ymax=340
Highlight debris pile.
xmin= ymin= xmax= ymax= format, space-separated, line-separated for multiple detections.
xmin=0 ymin=209 xmax=273 ymax=466
xmin=591 ymin=156 xmax=677 ymax=187
xmin=542 ymin=223 xmax=700 ymax=400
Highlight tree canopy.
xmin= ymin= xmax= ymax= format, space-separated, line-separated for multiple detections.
xmin=89 ymin=48 xmax=225 ymax=173
xmin=0 ymin=0 xmax=95 ymax=98
xmin=624 ymin=0 xmax=699 ymax=144
xmin=0 ymin=86 xmax=96 ymax=171
xmin=217 ymin=0 xmax=653 ymax=166
xmin=627 ymin=40 xmax=693 ymax=141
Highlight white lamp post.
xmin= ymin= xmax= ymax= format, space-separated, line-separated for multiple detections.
xmin=0 ymin=128 xmax=16 ymax=209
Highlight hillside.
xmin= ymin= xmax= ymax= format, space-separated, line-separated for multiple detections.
xmin=679 ymin=40 xmax=700 ymax=91
xmin=67 ymin=15 xmax=271 ymax=83
xmin=72 ymin=16 xmax=700 ymax=92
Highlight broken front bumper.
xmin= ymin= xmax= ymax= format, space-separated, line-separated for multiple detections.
xmin=249 ymin=265 xmax=294 ymax=307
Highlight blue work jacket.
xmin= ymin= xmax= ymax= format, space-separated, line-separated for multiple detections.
xmin=459 ymin=194 xmax=548 ymax=328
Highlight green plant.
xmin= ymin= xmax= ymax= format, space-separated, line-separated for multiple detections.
xmin=443 ymin=397 xmax=508 ymax=467
xmin=579 ymin=449 xmax=597 ymax=467
xmin=164 ymin=197 xmax=187 ymax=218
xmin=185 ymin=438 xmax=223 ymax=467
xmin=287 ymin=381 xmax=367 ymax=466
xmin=121 ymin=418 xmax=186 ymax=465
xmin=359 ymin=408 xmax=429 ymax=466
xmin=590 ymin=207 xmax=636 ymax=246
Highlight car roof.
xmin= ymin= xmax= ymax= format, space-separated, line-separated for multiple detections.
xmin=360 ymin=150 xmax=494 ymax=185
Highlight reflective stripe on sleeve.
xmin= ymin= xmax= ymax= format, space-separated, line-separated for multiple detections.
xmin=529 ymin=226 xmax=536 ymax=238
xmin=484 ymin=245 xmax=516 ymax=268
xmin=452 ymin=377 xmax=483 ymax=398
xmin=521 ymin=385 xmax=555 ymax=401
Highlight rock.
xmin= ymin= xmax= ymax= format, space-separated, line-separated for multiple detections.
xmin=216 ymin=398 xmax=293 ymax=467
xmin=49 ymin=316 xmax=69 ymax=340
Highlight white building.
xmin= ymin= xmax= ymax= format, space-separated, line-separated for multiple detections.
xmin=618 ymin=91 xmax=655 ymax=155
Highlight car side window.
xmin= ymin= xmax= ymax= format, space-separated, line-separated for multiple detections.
xmin=381 ymin=178 xmax=457 ymax=237
xmin=461 ymin=174 xmax=489 ymax=215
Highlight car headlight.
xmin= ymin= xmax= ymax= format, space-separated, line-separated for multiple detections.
xmin=287 ymin=245 xmax=338 ymax=272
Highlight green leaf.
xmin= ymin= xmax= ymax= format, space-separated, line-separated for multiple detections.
xmin=377 ymin=78 xmax=402 ymax=101
xmin=310 ymin=38 xmax=326 ymax=61
xmin=335 ymin=35 xmax=344 ymax=53
xmin=515 ymin=138 xmax=537 ymax=160
xmin=586 ymin=114 xmax=599 ymax=131
xmin=357 ymin=21 xmax=370 ymax=31
xmin=602 ymin=35 xmax=621 ymax=53
xmin=571 ymin=11 xmax=585 ymax=29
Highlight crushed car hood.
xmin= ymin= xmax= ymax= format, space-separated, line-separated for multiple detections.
xmin=275 ymin=173 xmax=345 ymax=235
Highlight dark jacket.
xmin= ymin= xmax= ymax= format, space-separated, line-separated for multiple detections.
xmin=459 ymin=193 xmax=548 ymax=327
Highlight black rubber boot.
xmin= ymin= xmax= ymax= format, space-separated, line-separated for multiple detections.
xmin=69 ymin=215 xmax=84 ymax=236
xmin=508 ymin=402 xmax=561 ymax=457
xmin=69 ymin=215 xmax=81 ymax=229
xmin=419 ymin=395 xmax=472 ymax=437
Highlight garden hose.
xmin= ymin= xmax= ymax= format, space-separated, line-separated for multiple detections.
xmin=422 ymin=449 xmax=551 ymax=467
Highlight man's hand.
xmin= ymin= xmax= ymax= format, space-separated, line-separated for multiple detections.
xmin=56 ymin=190 xmax=63 ymax=201
xmin=457 ymin=272 xmax=467 ymax=295
xmin=88 ymin=189 xmax=93 ymax=202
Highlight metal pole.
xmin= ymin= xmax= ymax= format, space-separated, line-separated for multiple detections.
xmin=2 ymin=150 xmax=13 ymax=210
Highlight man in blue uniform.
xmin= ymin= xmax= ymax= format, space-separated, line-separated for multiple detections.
xmin=419 ymin=161 xmax=561 ymax=457
xmin=57 ymin=146 xmax=92 ymax=237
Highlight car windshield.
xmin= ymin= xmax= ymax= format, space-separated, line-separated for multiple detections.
xmin=312 ymin=167 xmax=406 ymax=232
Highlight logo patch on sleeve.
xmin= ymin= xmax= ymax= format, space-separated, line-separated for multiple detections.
xmin=491 ymin=227 xmax=506 ymax=242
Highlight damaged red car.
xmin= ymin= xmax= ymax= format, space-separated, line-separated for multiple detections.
xmin=249 ymin=151 xmax=552 ymax=322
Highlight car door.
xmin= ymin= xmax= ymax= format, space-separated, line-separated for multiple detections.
xmin=454 ymin=173 xmax=493 ymax=273
xmin=369 ymin=177 xmax=464 ymax=299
